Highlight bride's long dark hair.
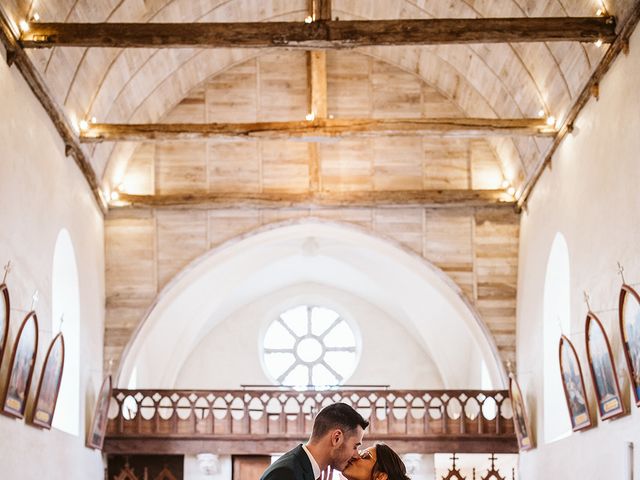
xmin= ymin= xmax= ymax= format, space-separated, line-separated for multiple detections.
xmin=372 ymin=444 xmax=411 ymax=480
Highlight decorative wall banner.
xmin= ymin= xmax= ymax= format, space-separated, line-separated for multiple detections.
xmin=31 ymin=332 xmax=65 ymax=428
xmin=508 ymin=373 xmax=534 ymax=451
xmin=585 ymin=312 xmax=624 ymax=420
xmin=0 ymin=283 xmax=10 ymax=372
xmin=619 ymin=284 xmax=640 ymax=406
xmin=2 ymin=311 xmax=39 ymax=418
xmin=87 ymin=375 xmax=112 ymax=449
xmin=558 ymin=335 xmax=592 ymax=431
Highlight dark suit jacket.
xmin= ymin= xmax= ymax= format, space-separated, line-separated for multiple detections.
xmin=260 ymin=444 xmax=315 ymax=480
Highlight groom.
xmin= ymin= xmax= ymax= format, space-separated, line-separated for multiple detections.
xmin=260 ymin=403 xmax=369 ymax=480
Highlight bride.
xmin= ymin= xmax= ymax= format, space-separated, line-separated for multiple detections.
xmin=341 ymin=444 xmax=410 ymax=480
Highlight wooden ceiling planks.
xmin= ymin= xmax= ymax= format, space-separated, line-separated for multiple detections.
xmin=1 ymin=0 xmax=636 ymax=212
xmin=22 ymin=2 xmax=608 ymax=191
xmin=518 ymin=0 xmax=640 ymax=209
xmin=116 ymin=53 xmax=511 ymax=200
xmin=95 ymin=47 xmax=536 ymax=195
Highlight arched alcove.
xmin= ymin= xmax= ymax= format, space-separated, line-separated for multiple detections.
xmin=117 ymin=219 xmax=506 ymax=390
xmin=543 ymin=232 xmax=572 ymax=442
xmin=51 ymin=228 xmax=80 ymax=435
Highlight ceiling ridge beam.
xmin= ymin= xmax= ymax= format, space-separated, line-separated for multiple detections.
xmin=110 ymin=189 xmax=515 ymax=210
xmin=306 ymin=0 xmax=331 ymax=192
xmin=80 ymin=117 xmax=556 ymax=142
xmin=518 ymin=2 xmax=640 ymax=210
xmin=0 ymin=8 xmax=107 ymax=214
xmin=20 ymin=17 xmax=616 ymax=49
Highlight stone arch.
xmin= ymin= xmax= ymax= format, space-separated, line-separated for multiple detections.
xmin=116 ymin=218 xmax=508 ymax=389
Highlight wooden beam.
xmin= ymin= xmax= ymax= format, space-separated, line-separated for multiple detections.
xmin=306 ymin=51 xmax=324 ymax=187
xmin=517 ymin=3 xmax=640 ymax=210
xmin=20 ymin=17 xmax=616 ymax=49
xmin=110 ymin=190 xmax=515 ymax=210
xmin=80 ymin=117 xmax=555 ymax=143
xmin=307 ymin=51 xmax=328 ymax=119
xmin=310 ymin=0 xmax=332 ymax=22
xmin=306 ymin=1 xmax=330 ymax=191
xmin=308 ymin=144 xmax=321 ymax=191
xmin=306 ymin=53 xmax=324 ymax=189
xmin=0 ymin=9 xmax=107 ymax=214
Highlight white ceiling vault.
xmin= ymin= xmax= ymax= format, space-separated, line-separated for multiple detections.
xmin=2 ymin=0 xmax=637 ymax=201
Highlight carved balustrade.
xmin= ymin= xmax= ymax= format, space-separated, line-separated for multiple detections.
xmin=105 ymin=389 xmax=517 ymax=454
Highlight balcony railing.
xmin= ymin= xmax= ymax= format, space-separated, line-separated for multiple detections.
xmin=105 ymin=388 xmax=517 ymax=454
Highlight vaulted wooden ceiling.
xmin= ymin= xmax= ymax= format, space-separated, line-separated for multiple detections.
xmin=1 ymin=0 xmax=639 ymax=212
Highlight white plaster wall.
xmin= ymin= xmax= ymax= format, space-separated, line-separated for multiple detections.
xmin=175 ymin=284 xmax=444 ymax=389
xmin=184 ymin=455 xmax=232 ymax=480
xmin=0 ymin=44 xmax=105 ymax=478
xmin=403 ymin=453 xmax=435 ymax=480
xmin=516 ymin=25 xmax=640 ymax=480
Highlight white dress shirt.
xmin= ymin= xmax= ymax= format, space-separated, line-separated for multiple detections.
xmin=302 ymin=444 xmax=322 ymax=480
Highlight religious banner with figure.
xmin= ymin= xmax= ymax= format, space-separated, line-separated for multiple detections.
xmin=508 ymin=373 xmax=534 ymax=451
xmin=558 ymin=335 xmax=592 ymax=431
xmin=31 ymin=333 xmax=65 ymax=428
xmin=619 ymin=284 xmax=640 ymax=406
xmin=585 ymin=312 xmax=624 ymax=420
xmin=87 ymin=375 xmax=112 ymax=449
xmin=2 ymin=311 xmax=39 ymax=418
xmin=0 ymin=283 xmax=10 ymax=372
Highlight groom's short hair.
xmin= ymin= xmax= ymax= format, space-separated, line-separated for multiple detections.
xmin=310 ymin=402 xmax=369 ymax=440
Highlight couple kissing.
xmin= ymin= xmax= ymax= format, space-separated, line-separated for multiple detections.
xmin=260 ymin=403 xmax=410 ymax=480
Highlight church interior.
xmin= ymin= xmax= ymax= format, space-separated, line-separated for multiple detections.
xmin=0 ymin=0 xmax=639 ymax=478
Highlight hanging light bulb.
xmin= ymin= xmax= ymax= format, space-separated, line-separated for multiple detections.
xmin=546 ymin=116 xmax=556 ymax=127
xmin=18 ymin=20 xmax=30 ymax=32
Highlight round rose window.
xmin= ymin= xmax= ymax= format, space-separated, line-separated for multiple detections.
xmin=262 ymin=305 xmax=358 ymax=387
